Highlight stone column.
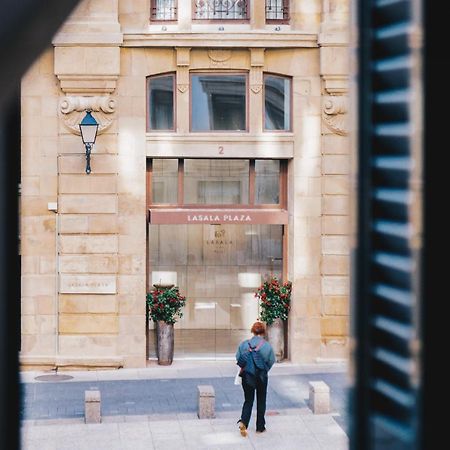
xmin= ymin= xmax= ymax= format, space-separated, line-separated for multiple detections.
xmin=251 ymin=0 xmax=266 ymax=29
xmin=176 ymin=48 xmax=191 ymax=134
xmin=178 ymin=0 xmax=192 ymax=31
xmin=53 ymin=0 xmax=124 ymax=368
xmin=319 ymin=0 xmax=350 ymax=360
xmin=288 ymin=51 xmax=323 ymax=363
xmin=249 ymin=48 xmax=265 ymax=134
xmin=291 ymin=0 xmax=322 ymax=31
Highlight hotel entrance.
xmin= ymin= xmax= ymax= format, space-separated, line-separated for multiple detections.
xmin=146 ymin=159 xmax=288 ymax=359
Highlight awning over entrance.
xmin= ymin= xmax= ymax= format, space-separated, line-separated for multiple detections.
xmin=149 ymin=209 xmax=289 ymax=225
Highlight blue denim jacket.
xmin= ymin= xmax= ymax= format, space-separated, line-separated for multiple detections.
xmin=235 ymin=336 xmax=276 ymax=375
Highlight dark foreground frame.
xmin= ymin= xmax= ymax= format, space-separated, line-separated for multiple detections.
xmin=0 ymin=2 xmax=80 ymax=449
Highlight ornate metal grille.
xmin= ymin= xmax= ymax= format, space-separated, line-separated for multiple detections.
xmin=194 ymin=0 xmax=249 ymax=20
xmin=151 ymin=0 xmax=177 ymax=21
xmin=265 ymin=0 xmax=289 ymax=21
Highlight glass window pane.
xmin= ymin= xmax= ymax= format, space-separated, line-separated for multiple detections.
xmin=151 ymin=0 xmax=177 ymax=21
xmin=264 ymin=76 xmax=291 ymax=131
xmin=152 ymin=159 xmax=178 ymax=203
xmin=194 ymin=0 xmax=249 ymax=20
xmin=265 ymin=0 xmax=289 ymax=21
xmin=149 ymin=75 xmax=174 ymax=130
xmin=147 ymin=223 xmax=283 ymax=359
xmin=191 ymin=75 xmax=246 ymax=131
xmin=184 ymin=159 xmax=249 ymax=204
xmin=255 ymin=160 xmax=280 ymax=204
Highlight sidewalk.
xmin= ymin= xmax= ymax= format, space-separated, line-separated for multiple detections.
xmin=20 ymin=361 xmax=349 ymax=450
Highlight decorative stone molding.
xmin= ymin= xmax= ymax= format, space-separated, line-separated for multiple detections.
xmin=177 ymin=84 xmax=189 ymax=93
xmin=59 ymin=96 xmax=116 ymax=135
xmin=322 ymin=75 xmax=348 ymax=95
xmin=57 ymin=75 xmax=118 ymax=95
xmin=250 ymin=48 xmax=265 ymax=94
xmin=208 ymin=49 xmax=232 ymax=68
xmin=250 ymin=68 xmax=263 ymax=94
xmin=176 ymin=47 xmax=191 ymax=93
xmin=177 ymin=47 xmax=191 ymax=66
xmin=322 ymin=96 xmax=348 ymax=136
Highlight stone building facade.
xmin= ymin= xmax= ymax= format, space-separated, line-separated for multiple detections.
xmin=20 ymin=0 xmax=350 ymax=370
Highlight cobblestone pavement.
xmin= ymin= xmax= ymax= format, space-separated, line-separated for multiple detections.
xmin=20 ymin=361 xmax=349 ymax=449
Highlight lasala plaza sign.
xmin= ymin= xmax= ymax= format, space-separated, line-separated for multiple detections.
xmin=149 ymin=209 xmax=288 ymax=225
xmin=188 ymin=213 xmax=251 ymax=222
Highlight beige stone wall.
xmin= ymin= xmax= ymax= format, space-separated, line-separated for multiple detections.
xmin=21 ymin=49 xmax=59 ymax=369
xmin=20 ymin=0 xmax=350 ymax=369
xmin=318 ymin=0 xmax=350 ymax=360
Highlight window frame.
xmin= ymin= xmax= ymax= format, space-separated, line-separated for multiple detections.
xmin=189 ymin=71 xmax=249 ymax=133
xmin=150 ymin=0 xmax=178 ymax=22
xmin=263 ymin=73 xmax=293 ymax=133
xmin=265 ymin=0 xmax=290 ymax=24
xmin=146 ymin=72 xmax=177 ymax=132
xmin=192 ymin=0 xmax=250 ymax=22
xmin=147 ymin=158 xmax=287 ymax=209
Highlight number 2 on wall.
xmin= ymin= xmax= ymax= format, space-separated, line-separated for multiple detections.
xmin=218 ymin=146 xmax=224 ymax=155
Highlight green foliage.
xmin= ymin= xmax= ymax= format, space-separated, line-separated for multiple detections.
xmin=254 ymin=276 xmax=292 ymax=325
xmin=146 ymin=286 xmax=186 ymax=325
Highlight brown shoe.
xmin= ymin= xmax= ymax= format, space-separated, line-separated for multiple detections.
xmin=238 ymin=421 xmax=248 ymax=437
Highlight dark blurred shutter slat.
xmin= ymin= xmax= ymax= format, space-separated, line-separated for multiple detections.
xmin=354 ymin=0 xmax=422 ymax=448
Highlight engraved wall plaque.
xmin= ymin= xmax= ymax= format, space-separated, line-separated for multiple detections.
xmin=60 ymin=275 xmax=117 ymax=294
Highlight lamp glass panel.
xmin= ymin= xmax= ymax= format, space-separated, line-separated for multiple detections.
xmin=80 ymin=124 xmax=98 ymax=145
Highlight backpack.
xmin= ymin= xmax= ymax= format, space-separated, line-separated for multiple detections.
xmin=237 ymin=339 xmax=267 ymax=375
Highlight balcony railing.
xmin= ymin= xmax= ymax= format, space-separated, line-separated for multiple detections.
xmin=265 ymin=0 xmax=289 ymax=22
xmin=194 ymin=0 xmax=249 ymax=20
xmin=151 ymin=0 xmax=177 ymax=21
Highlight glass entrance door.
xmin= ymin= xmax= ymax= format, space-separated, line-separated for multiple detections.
xmin=147 ymin=223 xmax=283 ymax=359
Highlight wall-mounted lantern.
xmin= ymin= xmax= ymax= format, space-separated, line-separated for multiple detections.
xmin=79 ymin=110 xmax=99 ymax=174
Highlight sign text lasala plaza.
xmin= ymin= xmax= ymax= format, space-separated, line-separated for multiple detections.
xmin=149 ymin=209 xmax=289 ymax=225
xmin=188 ymin=214 xmax=251 ymax=222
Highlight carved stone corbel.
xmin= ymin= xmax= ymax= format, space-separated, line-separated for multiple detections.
xmin=250 ymin=48 xmax=265 ymax=94
xmin=59 ymin=96 xmax=116 ymax=135
xmin=176 ymin=47 xmax=191 ymax=93
xmin=322 ymin=96 xmax=348 ymax=136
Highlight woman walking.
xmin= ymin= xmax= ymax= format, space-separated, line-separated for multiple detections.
xmin=235 ymin=321 xmax=276 ymax=437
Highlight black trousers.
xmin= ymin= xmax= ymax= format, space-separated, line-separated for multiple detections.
xmin=240 ymin=369 xmax=268 ymax=431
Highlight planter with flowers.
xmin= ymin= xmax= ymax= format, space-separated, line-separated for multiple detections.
xmin=254 ymin=276 xmax=292 ymax=362
xmin=146 ymin=284 xmax=186 ymax=365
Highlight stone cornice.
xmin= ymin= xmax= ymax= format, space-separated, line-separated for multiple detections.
xmin=122 ymin=32 xmax=318 ymax=48
xmin=145 ymin=133 xmax=294 ymax=142
xmin=318 ymin=32 xmax=350 ymax=47
xmin=52 ymin=34 xmax=124 ymax=46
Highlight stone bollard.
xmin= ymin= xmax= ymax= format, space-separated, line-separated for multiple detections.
xmin=197 ymin=385 xmax=215 ymax=419
xmin=85 ymin=390 xmax=101 ymax=424
xmin=308 ymin=381 xmax=330 ymax=414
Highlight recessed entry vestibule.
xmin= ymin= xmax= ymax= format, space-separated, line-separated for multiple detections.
xmin=146 ymin=158 xmax=289 ymax=359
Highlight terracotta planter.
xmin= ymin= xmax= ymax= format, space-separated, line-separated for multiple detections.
xmin=155 ymin=320 xmax=174 ymax=365
xmin=267 ymin=318 xmax=285 ymax=362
